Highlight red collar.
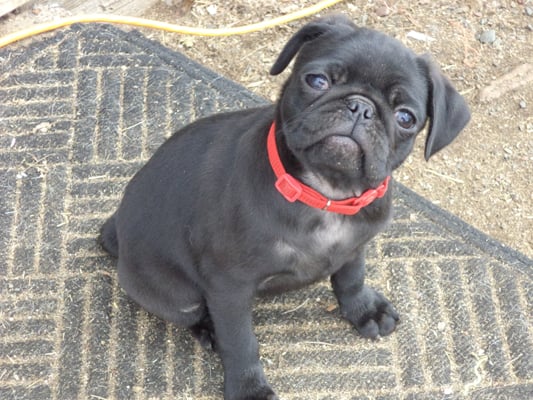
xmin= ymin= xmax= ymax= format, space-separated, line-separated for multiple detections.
xmin=267 ymin=122 xmax=390 ymax=215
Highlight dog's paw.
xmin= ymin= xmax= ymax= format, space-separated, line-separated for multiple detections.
xmin=239 ymin=391 xmax=278 ymax=400
xmin=189 ymin=314 xmax=217 ymax=352
xmin=233 ymin=387 xmax=278 ymax=400
xmin=342 ymin=286 xmax=399 ymax=339
xmin=226 ymin=369 xmax=278 ymax=400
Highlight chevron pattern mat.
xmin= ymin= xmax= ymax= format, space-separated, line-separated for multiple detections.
xmin=0 ymin=24 xmax=531 ymax=399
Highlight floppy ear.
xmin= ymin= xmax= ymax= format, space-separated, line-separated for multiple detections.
xmin=270 ymin=15 xmax=356 ymax=76
xmin=418 ymin=55 xmax=471 ymax=160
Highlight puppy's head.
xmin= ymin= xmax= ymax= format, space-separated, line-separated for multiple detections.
xmin=271 ymin=15 xmax=470 ymax=195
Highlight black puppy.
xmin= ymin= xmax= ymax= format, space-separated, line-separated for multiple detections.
xmin=100 ymin=15 xmax=470 ymax=400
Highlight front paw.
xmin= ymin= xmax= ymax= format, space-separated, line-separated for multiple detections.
xmin=225 ymin=368 xmax=278 ymax=400
xmin=341 ymin=286 xmax=399 ymax=339
xmin=228 ymin=385 xmax=278 ymax=400
xmin=238 ymin=389 xmax=278 ymax=400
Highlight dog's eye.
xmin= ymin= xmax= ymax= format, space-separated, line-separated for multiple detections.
xmin=305 ymin=74 xmax=330 ymax=91
xmin=395 ymin=109 xmax=416 ymax=129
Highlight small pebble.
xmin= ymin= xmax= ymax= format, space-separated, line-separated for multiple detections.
xmin=376 ymin=6 xmax=390 ymax=17
xmin=443 ymin=387 xmax=454 ymax=395
xmin=479 ymin=29 xmax=497 ymax=44
xmin=206 ymin=4 xmax=217 ymax=15
xmin=519 ymin=100 xmax=527 ymax=109
xmin=526 ymin=7 xmax=533 ymax=16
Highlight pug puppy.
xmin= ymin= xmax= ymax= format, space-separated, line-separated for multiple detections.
xmin=99 ymin=15 xmax=470 ymax=400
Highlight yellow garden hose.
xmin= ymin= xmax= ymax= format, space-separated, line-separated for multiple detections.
xmin=0 ymin=0 xmax=344 ymax=48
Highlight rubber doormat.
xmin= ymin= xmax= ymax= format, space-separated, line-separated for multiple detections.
xmin=0 ymin=24 xmax=531 ymax=400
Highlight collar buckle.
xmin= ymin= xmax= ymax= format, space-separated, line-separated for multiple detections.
xmin=275 ymin=173 xmax=303 ymax=203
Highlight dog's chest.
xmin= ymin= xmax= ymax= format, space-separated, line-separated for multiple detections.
xmin=268 ymin=214 xmax=358 ymax=285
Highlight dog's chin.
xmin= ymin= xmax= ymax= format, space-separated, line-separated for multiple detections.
xmin=311 ymin=134 xmax=364 ymax=173
xmin=323 ymin=135 xmax=362 ymax=154
xmin=303 ymin=134 xmax=389 ymax=193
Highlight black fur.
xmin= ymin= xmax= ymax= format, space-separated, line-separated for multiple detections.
xmin=100 ymin=15 xmax=470 ymax=400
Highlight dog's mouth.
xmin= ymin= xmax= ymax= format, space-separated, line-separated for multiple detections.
xmin=319 ymin=134 xmax=363 ymax=161
xmin=306 ymin=133 xmax=364 ymax=174
xmin=322 ymin=134 xmax=361 ymax=153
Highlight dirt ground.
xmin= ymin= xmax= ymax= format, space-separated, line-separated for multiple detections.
xmin=1 ymin=0 xmax=532 ymax=258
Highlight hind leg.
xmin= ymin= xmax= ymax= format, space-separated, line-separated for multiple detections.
xmin=117 ymin=257 xmax=207 ymax=328
xmin=115 ymin=253 xmax=221 ymax=352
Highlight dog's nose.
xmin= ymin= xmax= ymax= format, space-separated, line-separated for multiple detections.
xmin=345 ymin=96 xmax=374 ymax=119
